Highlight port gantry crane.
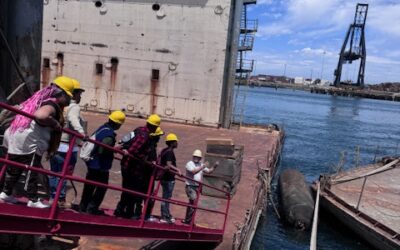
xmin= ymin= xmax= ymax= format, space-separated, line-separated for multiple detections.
xmin=334 ymin=3 xmax=368 ymax=87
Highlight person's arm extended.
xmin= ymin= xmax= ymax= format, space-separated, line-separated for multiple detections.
xmin=166 ymin=161 xmax=182 ymax=176
xmin=67 ymin=105 xmax=85 ymax=134
xmin=203 ymin=161 xmax=219 ymax=173
xmin=34 ymin=105 xmax=61 ymax=129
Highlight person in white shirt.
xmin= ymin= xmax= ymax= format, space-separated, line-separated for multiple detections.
xmin=182 ymin=149 xmax=218 ymax=225
xmin=49 ymin=79 xmax=86 ymax=208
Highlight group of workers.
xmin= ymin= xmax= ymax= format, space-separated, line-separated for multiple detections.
xmin=0 ymin=76 xmax=218 ymax=225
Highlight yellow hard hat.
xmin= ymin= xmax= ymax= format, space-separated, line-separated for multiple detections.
xmin=192 ymin=149 xmax=202 ymax=158
xmin=146 ymin=114 xmax=161 ymax=127
xmin=150 ymin=127 xmax=164 ymax=137
xmin=166 ymin=133 xmax=178 ymax=142
xmin=71 ymin=79 xmax=85 ymax=92
xmin=52 ymin=76 xmax=74 ymax=97
xmin=109 ymin=110 xmax=126 ymax=124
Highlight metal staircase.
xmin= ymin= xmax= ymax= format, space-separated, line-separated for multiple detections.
xmin=231 ymin=1 xmax=257 ymax=127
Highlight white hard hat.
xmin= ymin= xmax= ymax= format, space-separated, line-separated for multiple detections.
xmin=192 ymin=149 xmax=202 ymax=158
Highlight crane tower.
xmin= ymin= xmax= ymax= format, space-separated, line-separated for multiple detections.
xmin=334 ymin=3 xmax=368 ymax=87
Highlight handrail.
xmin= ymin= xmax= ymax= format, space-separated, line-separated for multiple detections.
xmin=0 ymin=157 xmax=226 ymax=216
xmin=0 ymin=102 xmax=230 ymax=196
xmin=310 ymin=181 xmax=320 ymax=250
xmin=0 ymin=101 xmax=230 ymax=233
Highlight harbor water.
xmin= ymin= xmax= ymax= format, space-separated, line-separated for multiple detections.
xmin=245 ymin=87 xmax=400 ymax=249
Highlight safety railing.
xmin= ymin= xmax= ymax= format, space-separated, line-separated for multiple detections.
xmin=238 ymin=33 xmax=255 ymax=51
xmin=0 ymin=102 xmax=231 ymax=235
xmin=240 ymin=19 xmax=258 ymax=33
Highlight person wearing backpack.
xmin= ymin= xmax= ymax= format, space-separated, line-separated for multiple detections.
xmin=113 ymin=114 xmax=160 ymax=219
xmin=49 ymin=79 xmax=86 ymax=208
xmin=0 ymin=76 xmax=75 ymax=209
xmin=159 ymin=133 xmax=181 ymax=224
xmin=79 ymin=110 xmax=125 ymax=215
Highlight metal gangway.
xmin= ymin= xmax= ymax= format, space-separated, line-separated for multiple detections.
xmin=0 ymin=102 xmax=230 ymax=243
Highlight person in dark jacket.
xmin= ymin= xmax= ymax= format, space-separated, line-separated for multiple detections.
xmin=79 ymin=110 xmax=125 ymax=215
xmin=159 ymin=133 xmax=181 ymax=224
xmin=143 ymin=127 xmax=164 ymax=221
xmin=113 ymin=114 xmax=160 ymax=219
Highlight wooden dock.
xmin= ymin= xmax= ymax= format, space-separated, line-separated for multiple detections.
xmin=318 ymin=158 xmax=400 ymax=249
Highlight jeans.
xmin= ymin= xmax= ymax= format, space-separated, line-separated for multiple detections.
xmin=184 ymin=185 xmax=199 ymax=223
xmin=160 ymin=180 xmax=175 ymax=219
xmin=49 ymin=151 xmax=77 ymax=200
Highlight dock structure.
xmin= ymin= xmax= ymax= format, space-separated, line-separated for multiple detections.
xmin=318 ymin=159 xmax=400 ymax=250
xmin=59 ymin=112 xmax=283 ymax=249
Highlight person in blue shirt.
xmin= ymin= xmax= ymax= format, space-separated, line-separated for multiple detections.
xmin=79 ymin=110 xmax=125 ymax=215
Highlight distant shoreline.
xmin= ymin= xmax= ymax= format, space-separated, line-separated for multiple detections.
xmin=240 ymin=82 xmax=400 ymax=102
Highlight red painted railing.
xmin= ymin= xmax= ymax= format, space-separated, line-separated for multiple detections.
xmin=0 ymin=102 xmax=231 ymax=240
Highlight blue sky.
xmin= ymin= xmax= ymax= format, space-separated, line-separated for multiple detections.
xmin=247 ymin=0 xmax=400 ymax=84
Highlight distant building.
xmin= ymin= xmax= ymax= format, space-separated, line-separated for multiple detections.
xmin=41 ymin=0 xmax=250 ymax=128
xmin=294 ymin=77 xmax=304 ymax=84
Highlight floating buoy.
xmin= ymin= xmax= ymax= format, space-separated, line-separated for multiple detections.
xmin=278 ymin=169 xmax=315 ymax=230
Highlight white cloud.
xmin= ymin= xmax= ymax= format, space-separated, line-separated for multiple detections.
xmin=257 ymin=23 xmax=292 ymax=37
xmin=367 ymin=55 xmax=400 ymax=65
xmin=297 ymin=47 xmax=336 ymax=58
xmin=250 ymin=0 xmax=400 ymax=82
xmin=368 ymin=3 xmax=400 ymax=37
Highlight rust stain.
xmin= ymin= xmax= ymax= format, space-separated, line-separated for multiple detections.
xmin=54 ymin=39 xmax=66 ymax=44
xmin=109 ymin=59 xmax=118 ymax=110
xmin=94 ymin=70 xmax=103 ymax=109
xmin=56 ymin=54 xmax=64 ymax=76
xmin=91 ymin=43 xmax=108 ymax=48
xmin=150 ymin=79 xmax=159 ymax=114
xmin=155 ymin=48 xmax=172 ymax=53
xmin=41 ymin=66 xmax=50 ymax=88
xmin=68 ymin=41 xmax=81 ymax=45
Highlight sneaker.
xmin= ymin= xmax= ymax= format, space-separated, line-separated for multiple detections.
xmin=145 ymin=216 xmax=158 ymax=222
xmin=160 ymin=217 xmax=174 ymax=224
xmin=0 ymin=192 xmax=18 ymax=204
xmin=169 ymin=216 xmax=176 ymax=223
xmin=27 ymin=200 xmax=50 ymax=209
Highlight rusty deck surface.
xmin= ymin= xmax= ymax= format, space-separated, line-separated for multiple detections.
xmin=320 ymin=161 xmax=400 ymax=249
xmin=42 ymin=112 xmax=282 ymax=249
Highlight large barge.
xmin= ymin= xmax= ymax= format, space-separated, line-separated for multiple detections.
xmin=317 ymin=158 xmax=400 ymax=250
